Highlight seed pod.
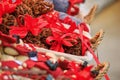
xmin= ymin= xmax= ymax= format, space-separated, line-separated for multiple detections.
xmin=4 ymin=47 xmax=19 ymax=56
xmin=16 ymin=55 xmax=29 ymax=62
xmin=1 ymin=54 xmax=15 ymax=61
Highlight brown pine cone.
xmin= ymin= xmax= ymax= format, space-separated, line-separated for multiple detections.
xmin=32 ymin=0 xmax=54 ymax=17
xmin=2 ymin=13 xmax=17 ymax=26
xmin=15 ymin=4 xmax=33 ymax=17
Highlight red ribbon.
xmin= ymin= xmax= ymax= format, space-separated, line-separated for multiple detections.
xmin=43 ymin=11 xmax=78 ymax=52
xmin=42 ymin=11 xmax=67 ymax=31
xmin=2 ymin=61 xmax=19 ymax=68
xmin=78 ymin=24 xmax=110 ymax=80
xmin=61 ymin=16 xmax=75 ymax=25
xmin=10 ymin=15 xmax=48 ymax=38
xmin=67 ymin=0 xmax=84 ymax=16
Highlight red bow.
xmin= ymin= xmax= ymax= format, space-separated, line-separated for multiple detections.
xmin=42 ymin=11 xmax=66 ymax=31
xmin=46 ymin=31 xmax=77 ymax=52
xmin=67 ymin=0 xmax=84 ymax=16
xmin=10 ymin=15 xmax=48 ymax=38
xmin=43 ymin=11 xmax=78 ymax=52
xmin=61 ymin=16 xmax=74 ymax=25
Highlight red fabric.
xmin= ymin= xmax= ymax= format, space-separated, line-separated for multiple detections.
xmin=0 ymin=71 xmax=13 ymax=80
xmin=58 ymin=59 xmax=69 ymax=70
xmin=25 ymin=59 xmax=36 ymax=68
xmin=35 ymin=62 xmax=49 ymax=70
xmin=61 ymin=16 xmax=73 ymax=24
xmin=15 ymin=45 xmax=30 ymax=55
xmin=63 ymin=62 xmax=94 ymax=80
xmin=37 ymin=53 xmax=48 ymax=62
xmin=78 ymin=66 xmax=93 ymax=80
xmin=49 ymin=67 xmax=63 ymax=78
xmin=2 ymin=61 xmax=19 ymax=68
xmin=0 ymin=31 xmax=16 ymax=47
xmin=0 ymin=31 xmax=16 ymax=44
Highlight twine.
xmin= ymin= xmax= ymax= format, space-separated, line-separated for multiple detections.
xmin=95 ymin=62 xmax=110 ymax=80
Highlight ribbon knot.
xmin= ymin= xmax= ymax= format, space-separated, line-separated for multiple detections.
xmin=67 ymin=0 xmax=84 ymax=16
xmin=46 ymin=32 xmax=77 ymax=52
xmin=10 ymin=15 xmax=48 ymax=38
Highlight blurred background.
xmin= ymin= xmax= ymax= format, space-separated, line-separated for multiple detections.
xmin=80 ymin=0 xmax=120 ymax=80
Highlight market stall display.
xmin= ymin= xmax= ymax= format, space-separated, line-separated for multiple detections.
xmin=0 ymin=0 xmax=110 ymax=80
